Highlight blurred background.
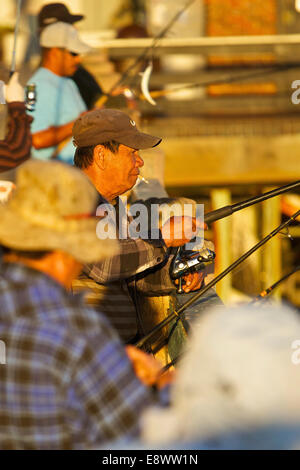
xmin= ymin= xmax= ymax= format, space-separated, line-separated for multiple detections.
xmin=0 ymin=0 xmax=299 ymax=306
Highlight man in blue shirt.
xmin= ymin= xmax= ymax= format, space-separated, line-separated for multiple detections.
xmin=28 ymin=22 xmax=90 ymax=164
xmin=37 ymin=2 xmax=103 ymax=110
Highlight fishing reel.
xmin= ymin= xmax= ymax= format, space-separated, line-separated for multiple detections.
xmin=170 ymin=246 xmax=216 ymax=294
xmin=25 ymin=83 xmax=36 ymax=112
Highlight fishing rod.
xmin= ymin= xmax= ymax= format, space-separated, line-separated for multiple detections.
xmin=160 ymin=354 xmax=182 ymax=374
xmin=10 ymin=0 xmax=22 ymax=78
xmin=250 ymin=266 xmax=300 ymax=303
xmin=97 ymin=0 xmax=196 ymax=106
xmin=170 ymin=181 xmax=300 ymax=287
xmin=204 ymin=180 xmax=300 ymax=225
xmin=135 ymin=209 xmax=300 ymax=349
xmin=160 ymin=265 xmax=300 ymax=374
xmin=139 ymin=62 xmax=300 ymax=102
xmin=138 ymin=182 xmax=300 ymax=344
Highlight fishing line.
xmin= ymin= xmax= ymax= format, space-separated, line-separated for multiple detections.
xmin=10 ymin=0 xmax=23 ymax=77
xmin=139 ymin=62 xmax=300 ymax=101
xmin=97 ymin=0 xmax=196 ymax=105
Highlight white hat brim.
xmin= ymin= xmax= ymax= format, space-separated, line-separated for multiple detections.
xmin=40 ymin=22 xmax=92 ymax=55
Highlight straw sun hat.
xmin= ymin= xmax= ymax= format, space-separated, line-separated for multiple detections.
xmin=0 ymin=159 xmax=118 ymax=263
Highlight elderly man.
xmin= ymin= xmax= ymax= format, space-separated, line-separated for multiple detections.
xmin=28 ymin=22 xmax=90 ymax=164
xmin=0 ymin=159 xmax=170 ymax=450
xmin=72 ymin=108 xmax=209 ymax=343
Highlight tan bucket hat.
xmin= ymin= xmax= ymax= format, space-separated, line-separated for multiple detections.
xmin=0 ymin=160 xmax=118 ymax=263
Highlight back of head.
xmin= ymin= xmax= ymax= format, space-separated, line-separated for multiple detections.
xmin=142 ymin=304 xmax=300 ymax=444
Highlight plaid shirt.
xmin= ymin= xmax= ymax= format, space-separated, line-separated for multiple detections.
xmin=73 ymin=198 xmax=168 ymax=341
xmin=0 ymin=102 xmax=32 ymax=172
xmin=83 ymin=237 xmax=168 ymax=284
xmin=73 ymin=197 xmax=217 ymax=341
xmin=0 ymin=263 xmax=153 ymax=450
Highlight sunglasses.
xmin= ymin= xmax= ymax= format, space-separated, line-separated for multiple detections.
xmin=60 ymin=49 xmax=79 ymax=57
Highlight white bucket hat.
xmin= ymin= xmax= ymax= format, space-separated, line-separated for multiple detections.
xmin=0 ymin=159 xmax=118 ymax=263
xmin=40 ymin=21 xmax=91 ymax=54
xmin=142 ymin=304 xmax=300 ymax=445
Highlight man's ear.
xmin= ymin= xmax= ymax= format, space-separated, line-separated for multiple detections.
xmin=94 ymin=144 xmax=106 ymax=170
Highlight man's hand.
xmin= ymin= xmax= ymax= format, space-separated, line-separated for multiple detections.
xmin=125 ymin=345 xmax=175 ymax=389
xmin=111 ymin=86 xmax=130 ymax=97
xmin=174 ymin=251 xmax=206 ymax=293
xmin=4 ymin=72 xmax=24 ymax=103
xmin=175 ymin=271 xmax=204 ymax=293
xmin=161 ymin=216 xmax=202 ymax=248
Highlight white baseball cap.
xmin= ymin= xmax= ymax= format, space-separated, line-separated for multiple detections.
xmin=40 ymin=21 xmax=91 ymax=54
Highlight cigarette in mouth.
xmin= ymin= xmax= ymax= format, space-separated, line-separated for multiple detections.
xmin=137 ymin=175 xmax=149 ymax=184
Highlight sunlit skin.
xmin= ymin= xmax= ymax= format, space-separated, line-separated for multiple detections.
xmin=3 ymin=250 xmax=82 ymax=290
xmin=42 ymin=47 xmax=81 ymax=77
xmin=84 ymin=144 xmax=144 ymax=202
xmin=125 ymin=345 xmax=175 ymax=388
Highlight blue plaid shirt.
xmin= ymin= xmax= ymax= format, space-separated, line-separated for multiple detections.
xmin=0 ymin=263 xmax=153 ymax=449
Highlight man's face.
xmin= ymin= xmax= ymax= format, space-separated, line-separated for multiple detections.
xmin=57 ymin=49 xmax=81 ymax=76
xmin=101 ymin=144 xmax=144 ymax=198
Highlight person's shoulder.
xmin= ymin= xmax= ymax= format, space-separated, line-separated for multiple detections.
xmin=28 ymin=67 xmax=62 ymax=88
xmin=58 ymin=292 xmax=121 ymax=340
xmin=28 ymin=67 xmax=47 ymax=82
xmin=65 ymin=76 xmax=84 ymax=96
